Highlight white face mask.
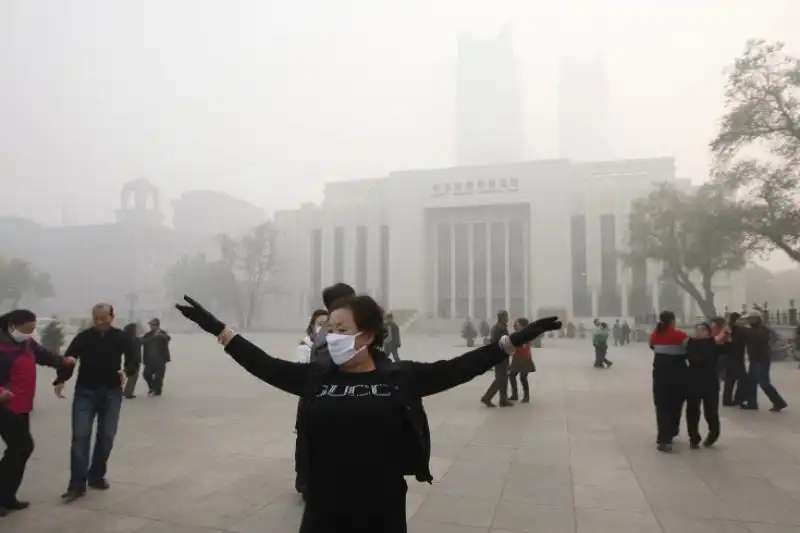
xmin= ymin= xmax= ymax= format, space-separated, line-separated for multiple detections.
xmin=326 ymin=332 xmax=363 ymax=366
xmin=10 ymin=330 xmax=33 ymax=343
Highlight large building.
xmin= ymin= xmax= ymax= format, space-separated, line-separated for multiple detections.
xmin=456 ymin=29 xmax=525 ymax=166
xmin=559 ymin=55 xmax=610 ymax=161
xmin=262 ymin=157 xmax=746 ymax=330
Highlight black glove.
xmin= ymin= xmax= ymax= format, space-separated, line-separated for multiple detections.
xmin=509 ymin=316 xmax=562 ymax=347
xmin=175 ymin=296 xmax=226 ymax=336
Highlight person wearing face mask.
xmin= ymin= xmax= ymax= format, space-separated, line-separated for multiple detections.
xmin=175 ymin=294 xmax=561 ymax=533
xmin=0 ymin=309 xmax=76 ymax=517
xmin=294 ymin=308 xmax=329 ymax=499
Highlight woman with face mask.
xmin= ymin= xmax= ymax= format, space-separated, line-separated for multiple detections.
xmin=176 ymin=294 xmax=560 ymax=533
xmin=0 ymin=309 xmax=76 ymax=517
xmin=296 ymin=309 xmax=329 ymax=364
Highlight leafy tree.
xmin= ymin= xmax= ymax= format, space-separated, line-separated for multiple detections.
xmin=624 ymin=182 xmax=751 ymax=318
xmin=479 ymin=319 xmax=490 ymax=343
xmin=711 ymin=40 xmax=800 ymax=262
xmin=0 ymin=257 xmax=55 ymax=308
xmin=165 ymin=253 xmax=239 ymax=318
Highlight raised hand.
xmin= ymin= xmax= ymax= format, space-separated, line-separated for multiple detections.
xmin=509 ymin=316 xmax=562 ymax=347
xmin=0 ymin=388 xmax=14 ymax=402
xmin=175 ymin=296 xmax=226 ymax=336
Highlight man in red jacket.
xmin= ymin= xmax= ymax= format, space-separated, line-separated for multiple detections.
xmin=0 ymin=309 xmax=75 ymax=517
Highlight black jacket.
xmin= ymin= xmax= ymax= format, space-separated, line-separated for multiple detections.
xmin=223 ymin=335 xmax=511 ymax=484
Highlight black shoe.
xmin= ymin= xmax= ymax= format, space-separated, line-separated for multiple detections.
xmin=770 ymin=404 xmax=787 ymax=413
xmin=2 ymin=500 xmax=30 ymax=511
xmin=704 ymin=432 xmax=719 ymax=447
xmin=88 ymin=478 xmax=110 ymax=490
xmin=605 ymin=360 xmax=613 ymax=368
xmin=689 ymin=441 xmax=700 ymax=450
xmin=124 ymin=394 xmax=136 ymax=399
xmin=593 ymin=364 xmax=604 ymax=368
xmin=480 ymin=398 xmax=496 ymax=408
xmin=498 ymin=401 xmax=514 ymax=407
xmin=508 ymin=395 xmax=519 ymax=401
xmin=657 ymin=443 xmax=673 ymax=453
xmin=521 ymin=396 xmax=530 ymax=403
xmin=740 ymin=404 xmax=759 ymax=410
xmin=722 ymin=402 xmax=736 ymax=407
xmin=61 ymin=488 xmax=86 ymax=502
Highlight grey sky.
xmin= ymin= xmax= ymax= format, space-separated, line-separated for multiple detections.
xmin=1 ymin=0 xmax=797 ymax=227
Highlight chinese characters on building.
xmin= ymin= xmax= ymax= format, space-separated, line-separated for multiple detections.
xmin=431 ymin=178 xmax=520 ymax=197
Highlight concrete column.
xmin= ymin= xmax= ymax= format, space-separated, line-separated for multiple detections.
xmin=591 ymin=286 xmax=599 ymax=318
xmin=432 ymin=222 xmax=439 ymax=318
xmin=486 ymin=217 xmax=492 ymax=320
xmin=450 ymin=222 xmax=456 ymax=319
xmin=652 ymin=282 xmax=661 ymax=314
xmin=621 ymin=283 xmax=629 ymax=319
xmin=504 ymin=219 xmax=511 ymax=312
xmin=468 ymin=222 xmax=475 ymax=319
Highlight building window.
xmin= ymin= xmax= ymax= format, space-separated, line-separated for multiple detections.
xmin=437 ymin=223 xmax=452 ymax=318
xmin=455 ymin=223 xmax=469 ymax=318
xmin=599 ymin=213 xmax=621 ymax=316
xmin=355 ymin=226 xmax=368 ymax=293
xmin=333 ymin=227 xmax=345 ymax=282
xmin=310 ymin=229 xmax=322 ymax=310
xmin=379 ymin=224 xmax=389 ymax=307
xmin=570 ymin=214 xmax=591 ymax=317
xmin=473 ymin=222 xmax=487 ymax=320
xmin=490 ymin=221 xmax=505 ymax=315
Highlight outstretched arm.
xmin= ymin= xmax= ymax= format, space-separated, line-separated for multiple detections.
xmin=31 ymin=340 xmax=70 ymax=369
xmin=224 ymin=333 xmax=311 ymax=396
xmin=54 ymin=332 xmax=83 ymax=384
xmin=405 ymin=343 xmax=511 ymax=397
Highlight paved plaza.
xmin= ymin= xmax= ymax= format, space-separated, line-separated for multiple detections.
xmin=6 ymin=332 xmax=800 ymax=532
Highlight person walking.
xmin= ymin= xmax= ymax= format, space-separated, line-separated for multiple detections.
xmin=141 ymin=318 xmax=171 ymax=397
xmin=55 ymin=304 xmax=137 ymax=501
xmin=175 ymin=293 xmax=561 ymax=533
xmin=122 ymin=323 xmax=142 ymax=399
xmin=384 ymin=313 xmax=402 ymax=363
xmin=722 ymin=312 xmax=748 ymax=406
xmin=740 ymin=310 xmax=787 ymax=412
xmin=685 ymin=320 xmax=725 ymax=449
xmin=592 ymin=322 xmax=613 ymax=368
xmin=649 ymin=310 xmax=689 ymax=453
xmin=480 ymin=311 xmax=513 ymax=408
xmin=508 ymin=318 xmax=535 ymax=403
xmin=0 ymin=310 xmax=76 ymax=517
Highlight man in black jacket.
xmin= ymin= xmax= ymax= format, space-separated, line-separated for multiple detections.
xmin=141 ymin=318 xmax=171 ymax=396
xmin=722 ymin=312 xmax=747 ymax=406
xmin=55 ymin=304 xmax=136 ymax=501
xmin=741 ymin=310 xmax=787 ymax=412
xmin=480 ymin=310 xmax=512 ymax=407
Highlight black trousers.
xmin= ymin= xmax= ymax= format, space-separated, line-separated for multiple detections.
xmin=594 ymin=345 xmax=609 ymax=366
xmin=143 ymin=363 xmax=166 ymax=394
xmin=508 ymin=371 xmax=529 ymax=400
xmin=686 ymin=376 xmax=720 ymax=443
xmin=722 ymin=360 xmax=746 ymax=405
xmin=482 ymin=362 xmax=509 ymax=403
xmin=653 ymin=362 xmax=687 ymax=445
xmin=300 ymin=499 xmax=407 ymax=533
xmin=0 ymin=411 xmax=33 ymax=506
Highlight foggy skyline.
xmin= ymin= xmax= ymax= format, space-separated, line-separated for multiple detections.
xmin=1 ymin=0 xmax=798 ymax=232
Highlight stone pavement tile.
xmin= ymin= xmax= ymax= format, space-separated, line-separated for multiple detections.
xmin=501 ymin=477 xmax=573 ymax=507
xmin=491 ymin=499 xmax=575 ymax=533
xmin=413 ymin=493 xmax=499 ymax=528
xmin=575 ymin=507 xmax=662 ymax=533
xmin=134 ymin=521 xmax=233 ymax=533
xmin=506 ymin=463 xmax=573 ymax=488
xmin=0 ymin=504 xmax=91 ymax=533
xmin=655 ymin=516 xmax=750 ymax=533
xmin=573 ymin=482 xmax=651 ymax=512
xmin=457 ymin=445 xmax=517 ymax=467
xmin=645 ymin=486 xmax=737 ymax=521
xmin=434 ymin=469 xmax=508 ymax=500
xmin=747 ymin=524 xmax=800 ymax=533
xmin=229 ymin=494 xmax=304 ymax=533
xmin=570 ymin=466 xmax=639 ymax=488
xmin=514 ymin=446 xmax=571 ymax=469
xmin=408 ymin=520 xmax=488 ymax=533
xmin=22 ymin=509 xmax=157 ymax=533
xmin=704 ymin=477 xmax=800 ymax=525
xmin=406 ymin=491 xmax=427 ymax=520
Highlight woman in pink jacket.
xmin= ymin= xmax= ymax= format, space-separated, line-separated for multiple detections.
xmin=0 ymin=309 xmax=75 ymax=517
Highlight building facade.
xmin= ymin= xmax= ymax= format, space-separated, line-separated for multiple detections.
xmin=263 ymin=157 xmax=746 ymax=330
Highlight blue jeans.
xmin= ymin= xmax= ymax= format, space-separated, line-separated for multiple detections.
xmin=69 ymin=387 xmax=122 ymax=490
xmin=746 ymin=360 xmax=787 ymax=409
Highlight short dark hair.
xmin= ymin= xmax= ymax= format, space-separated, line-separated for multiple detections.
xmin=729 ymin=312 xmax=741 ymax=324
xmin=328 ymin=295 xmax=385 ymax=346
xmin=497 ymin=310 xmax=508 ymax=322
xmin=515 ymin=317 xmax=530 ymax=328
xmin=305 ymin=309 xmax=329 ymax=336
xmin=0 ymin=309 xmax=37 ymax=331
xmin=655 ymin=310 xmax=676 ymax=333
xmin=322 ymin=283 xmax=355 ymax=310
